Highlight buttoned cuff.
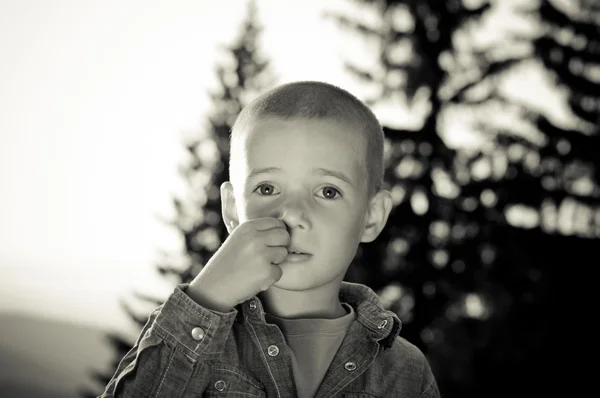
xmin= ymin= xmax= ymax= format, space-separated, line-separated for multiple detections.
xmin=151 ymin=283 xmax=239 ymax=360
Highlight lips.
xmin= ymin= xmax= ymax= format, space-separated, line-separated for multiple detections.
xmin=288 ymin=248 xmax=309 ymax=255
xmin=284 ymin=252 xmax=312 ymax=263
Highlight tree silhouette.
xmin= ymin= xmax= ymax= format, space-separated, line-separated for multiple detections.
xmin=155 ymin=0 xmax=274 ymax=286
xmin=80 ymin=1 xmax=274 ymax=396
xmin=327 ymin=0 xmax=599 ymax=396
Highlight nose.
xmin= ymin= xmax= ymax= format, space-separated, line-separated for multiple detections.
xmin=276 ymin=197 xmax=311 ymax=230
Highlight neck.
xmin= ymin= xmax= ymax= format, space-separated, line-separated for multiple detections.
xmin=258 ymin=278 xmax=347 ymax=320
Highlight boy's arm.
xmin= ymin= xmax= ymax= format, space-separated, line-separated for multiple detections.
xmin=99 ymin=283 xmax=238 ymax=397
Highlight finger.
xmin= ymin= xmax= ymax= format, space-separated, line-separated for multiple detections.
xmin=252 ymin=217 xmax=287 ymax=232
xmin=269 ymin=246 xmax=289 ymax=265
xmin=260 ymin=264 xmax=282 ymax=292
xmin=270 ymin=263 xmax=283 ymax=283
xmin=263 ymin=228 xmax=291 ymax=247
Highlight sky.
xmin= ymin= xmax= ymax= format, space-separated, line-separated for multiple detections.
xmin=0 ymin=0 xmax=370 ymax=331
xmin=0 ymin=0 xmax=568 ymax=332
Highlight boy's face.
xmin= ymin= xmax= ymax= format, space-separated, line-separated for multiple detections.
xmin=223 ymin=116 xmax=391 ymax=291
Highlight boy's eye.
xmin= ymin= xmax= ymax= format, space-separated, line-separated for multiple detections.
xmin=255 ymin=183 xmax=278 ymax=196
xmin=320 ymin=186 xmax=341 ymax=199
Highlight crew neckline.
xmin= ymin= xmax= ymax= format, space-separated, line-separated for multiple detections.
xmin=264 ymin=302 xmax=355 ymax=336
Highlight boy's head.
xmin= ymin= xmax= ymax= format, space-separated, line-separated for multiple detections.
xmin=221 ymin=81 xmax=392 ymax=292
xmin=229 ymin=81 xmax=385 ymax=198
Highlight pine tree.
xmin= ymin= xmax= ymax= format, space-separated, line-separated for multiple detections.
xmin=156 ymin=0 xmax=274 ymax=285
xmin=80 ymin=1 xmax=274 ymax=395
xmin=327 ymin=0 xmax=599 ymax=396
xmin=326 ymin=1 xmax=507 ymax=393
xmin=523 ymin=0 xmax=599 ymax=233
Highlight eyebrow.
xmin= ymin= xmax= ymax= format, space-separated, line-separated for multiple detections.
xmin=247 ymin=167 xmax=355 ymax=187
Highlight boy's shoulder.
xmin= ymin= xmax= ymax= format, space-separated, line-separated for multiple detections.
xmin=370 ymin=333 xmax=434 ymax=391
xmin=378 ymin=335 xmax=439 ymax=397
xmin=386 ymin=334 xmax=430 ymax=365
xmin=339 ymin=281 xmax=429 ymax=367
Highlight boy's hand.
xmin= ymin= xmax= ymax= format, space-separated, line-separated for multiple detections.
xmin=187 ymin=217 xmax=290 ymax=312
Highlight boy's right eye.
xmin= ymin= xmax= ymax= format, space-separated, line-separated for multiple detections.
xmin=254 ymin=183 xmax=278 ymax=196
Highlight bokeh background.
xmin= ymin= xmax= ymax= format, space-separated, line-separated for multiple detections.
xmin=1 ymin=0 xmax=598 ymax=397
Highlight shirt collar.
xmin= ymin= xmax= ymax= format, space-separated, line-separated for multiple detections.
xmin=237 ymin=281 xmax=402 ymax=351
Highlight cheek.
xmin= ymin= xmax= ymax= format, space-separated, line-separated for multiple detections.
xmin=335 ymin=207 xmax=367 ymax=241
xmin=343 ymin=214 xmax=365 ymax=241
xmin=239 ymin=198 xmax=280 ymax=220
xmin=322 ymin=207 xmax=365 ymax=239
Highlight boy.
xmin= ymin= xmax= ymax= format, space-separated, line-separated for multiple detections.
xmin=101 ymin=81 xmax=440 ymax=397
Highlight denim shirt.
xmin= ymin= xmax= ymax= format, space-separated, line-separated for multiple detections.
xmin=100 ymin=281 xmax=440 ymax=397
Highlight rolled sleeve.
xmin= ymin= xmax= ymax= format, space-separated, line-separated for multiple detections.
xmin=151 ymin=283 xmax=239 ymax=360
xmin=100 ymin=283 xmax=240 ymax=397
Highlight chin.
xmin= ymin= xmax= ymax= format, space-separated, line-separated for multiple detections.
xmin=271 ymin=272 xmax=316 ymax=290
xmin=275 ymin=272 xmax=342 ymax=292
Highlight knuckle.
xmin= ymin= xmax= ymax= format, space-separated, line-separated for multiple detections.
xmin=245 ymin=240 xmax=260 ymax=258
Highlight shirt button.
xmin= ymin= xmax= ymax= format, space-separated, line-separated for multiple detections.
xmin=249 ymin=300 xmax=257 ymax=311
xmin=191 ymin=327 xmax=205 ymax=340
xmin=378 ymin=319 xmax=388 ymax=329
xmin=344 ymin=361 xmax=357 ymax=371
xmin=214 ymin=380 xmax=226 ymax=391
xmin=267 ymin=345 xmax=279 ymax=357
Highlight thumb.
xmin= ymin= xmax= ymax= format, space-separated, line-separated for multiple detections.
xmin=272 ymin=264 xmax=283 ymax=282
xmin=258 ymin=265 xmax=282 ymax=292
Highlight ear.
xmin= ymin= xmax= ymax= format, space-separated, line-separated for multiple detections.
xmin=220 ymin=181 xmax=239 ymax=234
xmin=360 ymin=189 xmax=393 ymax=243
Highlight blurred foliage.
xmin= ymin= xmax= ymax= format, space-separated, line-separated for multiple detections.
xmin=327 ymin=0 xmax=599 ymax=396
xmin=80 ymin=1 xmax=274 ymax=396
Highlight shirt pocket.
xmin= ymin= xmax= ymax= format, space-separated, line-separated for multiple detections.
xmin=203 ymin=363 xmax=267 ymax=397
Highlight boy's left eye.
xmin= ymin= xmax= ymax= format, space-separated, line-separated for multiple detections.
xmin=319 ymin=186 xmax=341 ymax=199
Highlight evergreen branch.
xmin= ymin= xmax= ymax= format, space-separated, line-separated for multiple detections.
xmin=383 ymin=126 xmax=421 ymax=138
xmin=447 ymin=78 xmax=485 ymax=104
xmin=568 ymin=94 xmax=600 ymax=126
xmin=322 ymin=11 xmax=383 ymax=37
xmin=132 ymin=291 xmax=165 ymax=307
xmin=536 ymin=116 xmax=600 ymax=164
xmin=540 ymin=0 xmax=600 ymax=40
xmin=344 ymin=62 xmax=378 ymax=83
xmin=536 ymin=34 xmax=599 ymax=64
xmin=537 ymin=38 xmax=600 ymax=98
xmin=447 ymin=56 xmax=524 ymax=104
xmin=458 ymin=1 xmax=492 ymax=21
xmin=156 ymin=264 xmax=180 ymax=277
xmin=118 ymin=297 xmax=151 ymax=327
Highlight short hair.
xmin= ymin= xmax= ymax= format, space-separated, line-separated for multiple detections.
xmin=229 ymin=81 xmax=384 ymax=198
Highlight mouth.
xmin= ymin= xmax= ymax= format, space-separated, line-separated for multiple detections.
xmin=285 ymin=249 xmax=312 ymax=263
xmin=288 ymin=248 xmax=310 ymax=255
